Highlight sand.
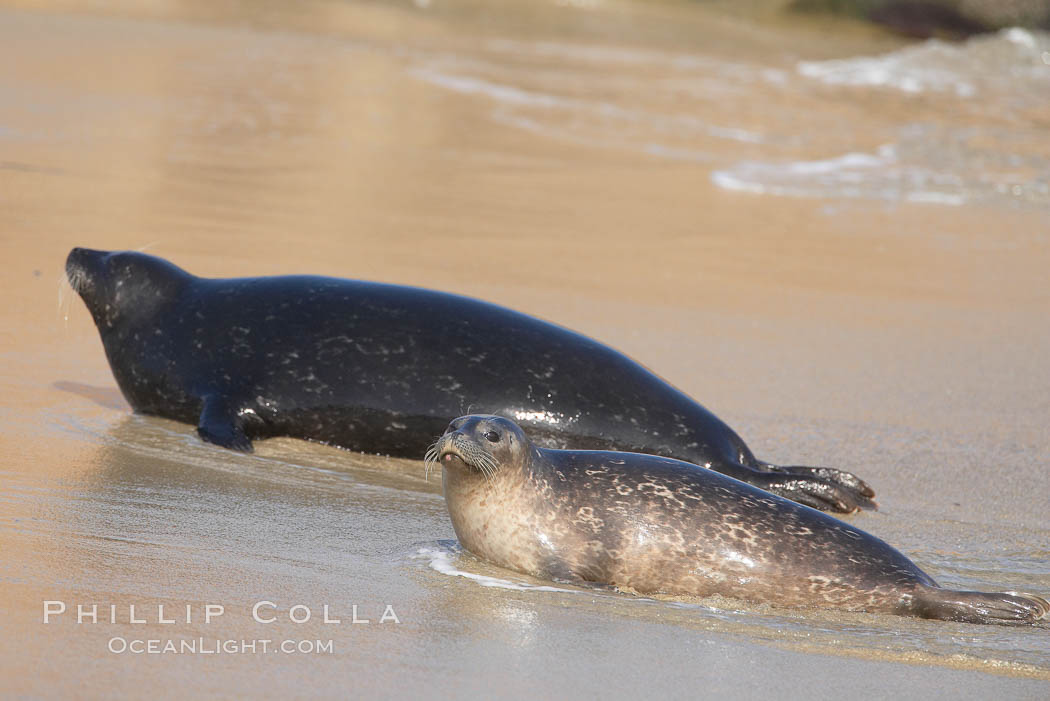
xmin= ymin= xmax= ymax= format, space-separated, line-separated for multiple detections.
xmin=1 ymin=0 xmax=1048 ymax=698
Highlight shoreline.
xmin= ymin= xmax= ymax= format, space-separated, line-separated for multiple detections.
xmin=2 ymin=1 xmax=1048 ymax=697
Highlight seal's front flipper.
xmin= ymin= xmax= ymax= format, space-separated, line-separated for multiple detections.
xmin=197 ymin=395 xmax=253 ymax=452
xmin=912 ymin=588 xmax=1050 ymax=625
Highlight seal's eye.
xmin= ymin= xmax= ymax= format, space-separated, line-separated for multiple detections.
xmin=484 ymin=430 xmax=500 ymax=443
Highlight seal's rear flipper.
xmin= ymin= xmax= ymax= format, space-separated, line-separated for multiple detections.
xmin=770 ymin=464 xmax=875 ymax=499
xmin=912 ymin=588 xmax=1050 ymax=624
xmin=750 ymin=466 xmax=877 ymax=514
xmin=197 ymin=395 xmax=253 ymax=452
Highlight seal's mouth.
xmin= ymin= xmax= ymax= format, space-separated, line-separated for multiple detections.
xmin=423 ymin=433 xmax=499 ymax=480
xmin=439 ymin=447 xmax=467 ymax=465
xmin=424 ymin=435 xmax=468 ymax=474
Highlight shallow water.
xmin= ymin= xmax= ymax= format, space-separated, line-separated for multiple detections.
xmin=2 ymin=0 xmax=1049 ymax=698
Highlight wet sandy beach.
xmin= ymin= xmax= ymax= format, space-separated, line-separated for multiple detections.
xmin=1 ymin=0 xmax=1049 ymax=697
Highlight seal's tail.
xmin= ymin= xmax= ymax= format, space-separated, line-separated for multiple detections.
xmin=911 ymin=587 xmax=1049 ymax=624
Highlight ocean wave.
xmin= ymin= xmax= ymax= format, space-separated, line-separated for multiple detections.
xmin=711 ymin=145 xmax=967 ymax=206
xmin=798 ymin=27 xmax=1050 ymax=98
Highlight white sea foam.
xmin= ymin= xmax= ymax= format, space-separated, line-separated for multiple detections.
xmin=410 ymin=64 xmax=765 ymax=148
xmin=416 ymin=546 xmax=581 ymax=593
xmin=413 ymin=31 xmax=1047 ymax=209
xmin=711 ymin=145 xmax=966 ymax=206
xmin=414 ymin=546 xmax=737 ymax=621
xmin=408 ymin=67 xmax=577 ymax=110
xmin=483 ymin=37 xmax=735 ymax=74
xmin=798 ymin=27 xmax=1050 ymax=98
xmin=798 ymin=48 xmax=976 ymax=97
xmin=487 ymin=38 xmax=650 ymax=64
xmin=554 ymin=0 xmax=602 ymax=9
xmin=705 ymin=125 xmax=764 ymax=144
xmin=643 ymin=143 xmax=714 ymax=163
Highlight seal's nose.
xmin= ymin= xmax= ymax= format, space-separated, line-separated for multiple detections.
xmin=65 ymin=248 xmax=113 ymax=308
xmin=65 ymin=247 xmax=108 ymax=283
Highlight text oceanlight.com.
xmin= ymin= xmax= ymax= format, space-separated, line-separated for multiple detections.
xmin=107 ymin=638 xmax=335 ymax=655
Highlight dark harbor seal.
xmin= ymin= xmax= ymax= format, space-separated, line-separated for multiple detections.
xmin=66 ymin=247 xmax=873 ymax=512
xmin=432 ymin=415 xmax=1049 ymax=625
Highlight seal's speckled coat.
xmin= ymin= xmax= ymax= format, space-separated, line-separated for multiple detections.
xmin=66 ymin=247 xmax=874 ymax=511
xmin=437 ymin=415 xmax=1049 ymax=625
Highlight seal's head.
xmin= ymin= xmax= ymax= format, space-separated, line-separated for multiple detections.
xmin=426 ymin=415 xmax=529 ymax=480
xmin=66 ymin=248 xmax=191 ymax=330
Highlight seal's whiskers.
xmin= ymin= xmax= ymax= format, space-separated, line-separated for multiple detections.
xmin=423 ymin=441 xmax=441 ymax=482
xmin=58 ymin=270 xmax=79 ymax=326
xmin=474 ymin=451 xmax=499 ymax=481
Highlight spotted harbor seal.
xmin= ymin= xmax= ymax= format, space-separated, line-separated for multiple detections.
xmin=66 ymin=247 xmax=873 ymax=512
xmin=431 ymin=415 xmax=1049 ymax=624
